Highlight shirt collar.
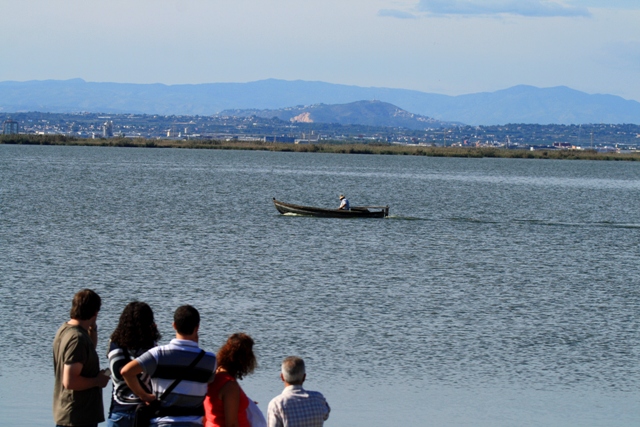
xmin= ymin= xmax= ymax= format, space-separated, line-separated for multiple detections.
xmin=170 ymin=338 xmax=199 ymax=348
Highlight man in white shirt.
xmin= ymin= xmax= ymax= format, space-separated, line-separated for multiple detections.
xmin=338 ymin=195 xmax=350 ymax=210
xmin=267 ymin=356 xmax=330 ymax=427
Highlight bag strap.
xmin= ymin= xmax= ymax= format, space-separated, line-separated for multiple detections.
xmin=158 ymin=349 xmax=206 ymax=400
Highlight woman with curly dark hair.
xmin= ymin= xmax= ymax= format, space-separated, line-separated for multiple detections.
xmin=204 ymin=333 xmax=263 ymax=427
xmin=107 ymin=301 xmax=161 ymax=427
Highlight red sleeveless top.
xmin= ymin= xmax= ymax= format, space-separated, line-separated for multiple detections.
xmin=203 ymin=371 xmax=250 ymax=427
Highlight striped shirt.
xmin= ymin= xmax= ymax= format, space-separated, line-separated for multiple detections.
xmin=108 ymin=342 xmax=153 ymax=413
xmin=137 ymin=339 xmax=216 ymax=426
xmin=267 ymin=385 xmax=330 ymax=427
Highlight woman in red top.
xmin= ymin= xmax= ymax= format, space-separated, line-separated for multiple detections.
xmin=204 ymin=333 xmax=257 ymax=427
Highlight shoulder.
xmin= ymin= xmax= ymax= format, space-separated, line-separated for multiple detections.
xmin=213 ymin=371 xmax=236 ymax=385
xmin=301 ymin=388 xmax=327 ymax=402
xmin=268 ymin=389 xmax=288 ymax=405
xmin=107 ymin=340 xmax=124 ymax=353
xmin=54 ymin=323 xmax=87 ymax=348
xmin=107 ymin=342 xmax=125 ymax=360
xmin=308 ymin=390 xmax=327 ymax=400
xmin=202 ymin=349 xmax=216 ymax=361
xmin=136 ymin=344 xmax=162 ymax=364
xmin=203 ymin=351 xmax=216 ymax=367
xmin=267 ymin=394 xmax=283 ymax=411
xmin=54 ymin=322 xmax=79 ymax=338
xmin=207 ymin=371 xmax=236 ymax=396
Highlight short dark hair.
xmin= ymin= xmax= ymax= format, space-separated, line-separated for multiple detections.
xmin=69 ymin=289 xmax=101 ymax=320
xmin=174 ymin=305 xmax=200 ymax=335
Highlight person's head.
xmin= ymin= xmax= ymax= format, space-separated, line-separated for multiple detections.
xmin=281 ymin=356 xmax=306 ymax=385
xmin=110 ymin=301 xmax=161 ymax=350
xmin=173 ymin=305 xmax=200 ymax=336
xmin=217 ymin=333 xmax=257 ymax=380
xmin=69 ymin=289 xmax=101 ymax=321
xmin=339 ymin=195 xmax=345 ymax=200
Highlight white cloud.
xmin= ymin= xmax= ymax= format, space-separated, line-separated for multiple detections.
xmin=417 ymin=0 xmax=591 ymax=17
xmin=378 ymin=9 xmax=417 ymax=19
xmin=568 ymin=1 xmax=640 ymax=9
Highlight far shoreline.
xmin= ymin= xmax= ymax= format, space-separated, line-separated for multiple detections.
xmin=2 ymin=135 xmax=640 ymax=161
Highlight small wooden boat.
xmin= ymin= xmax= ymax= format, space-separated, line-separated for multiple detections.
xmin=273 ymin=198 xmax=389 ymax=218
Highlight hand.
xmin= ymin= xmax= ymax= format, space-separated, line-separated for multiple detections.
xmin=87 ymin=323 xmax=99 ymax=348
xmin=96 ymin=372 xmax=110 ymax=388
xmin=141 ymin=393 xmax=157 ymax=403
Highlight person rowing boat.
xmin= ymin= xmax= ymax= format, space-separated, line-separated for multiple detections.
xmin=272 ymin=198 xmax=389 ymax=218
xmin=338 ymin=194 xmax=350 ymax=210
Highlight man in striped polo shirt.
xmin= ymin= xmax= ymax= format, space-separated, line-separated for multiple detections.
xmin=121 ymin=305 xmax=216 ymax=426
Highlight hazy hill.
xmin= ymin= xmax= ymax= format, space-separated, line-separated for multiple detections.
xmin=1 ymin=78 xmax=639 ymax=125
xmin=222 ymin=100 xmax=457 ymax=130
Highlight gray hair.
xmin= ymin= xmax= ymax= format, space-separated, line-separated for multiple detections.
xmin=281 ymin=356 xmax=305 ymax=385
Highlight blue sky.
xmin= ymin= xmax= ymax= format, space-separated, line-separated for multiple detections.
xmin=2 ymin=1 xmax=640 ymax=101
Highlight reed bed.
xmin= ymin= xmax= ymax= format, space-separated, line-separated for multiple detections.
xmin=2 ymin=135 xmax=639 ymax=161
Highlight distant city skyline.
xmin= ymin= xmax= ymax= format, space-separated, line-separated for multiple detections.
xmin=3 ymin=1 xmax=640 ymax=101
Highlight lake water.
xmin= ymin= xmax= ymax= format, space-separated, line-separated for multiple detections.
xmin=1 ymin=144 xmax=639 ymax=426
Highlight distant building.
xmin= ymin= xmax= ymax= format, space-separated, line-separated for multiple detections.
xmin=102 ymin=121 xmax=113 ymax=138
xmin=295 ymin=132 xmax=320 ymax=144
xmin=264 ymin=136 xmax=296 ymax=143
xmin=553 ymin=142 xmax=572 ymax=149
xmin=3 ymin=119 xmax=19 ymax=135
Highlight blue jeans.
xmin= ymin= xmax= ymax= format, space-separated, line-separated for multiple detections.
xmin=107 ymin=411 xmax=135 ymax=427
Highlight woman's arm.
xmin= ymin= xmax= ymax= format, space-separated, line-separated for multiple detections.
xmin=121 ymin=360 xmax=156 ymax=403
xmin=220 ymin=380 xmax=241 ymax=427
xmin=108 ymin=347 xmax=128 ymax=382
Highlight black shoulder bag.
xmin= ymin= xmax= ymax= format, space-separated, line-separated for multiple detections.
xmin=133 ymin=349 xmax=206 ymax=427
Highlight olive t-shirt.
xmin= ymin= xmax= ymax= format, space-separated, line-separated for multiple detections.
xmin=52 ymin=322 xmax=104 ymax=426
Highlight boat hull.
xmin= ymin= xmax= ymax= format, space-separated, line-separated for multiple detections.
xmin=273 ymin=198 xmax=388 ymax=218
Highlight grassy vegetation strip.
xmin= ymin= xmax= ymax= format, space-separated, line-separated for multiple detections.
xmin=2 ymin=135 xmax=639 ymax=161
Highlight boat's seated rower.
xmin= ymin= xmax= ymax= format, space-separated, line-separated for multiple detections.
xmin=338 ymin=195 xmax=350 ymax=210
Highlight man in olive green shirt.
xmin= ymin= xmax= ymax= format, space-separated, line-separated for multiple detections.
xmin=53 ymin=289 xmax=110 ymax=427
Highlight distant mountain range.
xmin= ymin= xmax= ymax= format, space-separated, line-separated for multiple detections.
xmin=1 ymin=78 xmax=639 ymax=125
xmin=222 ymin=101 xmax=458 ymax=130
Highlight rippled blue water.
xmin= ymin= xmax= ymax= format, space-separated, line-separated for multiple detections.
xmin=1 ymin=145 xmax=639 ymax=426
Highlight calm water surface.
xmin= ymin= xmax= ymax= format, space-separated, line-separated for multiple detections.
xmin=1 ymin=145 xmax=639 ymax=426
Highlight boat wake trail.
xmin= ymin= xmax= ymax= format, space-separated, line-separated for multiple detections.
xmin=514 ymin=219 xmax=640 ymax=229
xmin=452 ymin=217 xmax=640 ymax=229
xmin=277 ymin=213 xmax=640 ymax=229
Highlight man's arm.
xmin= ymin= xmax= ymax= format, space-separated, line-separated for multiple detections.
xmin=62 ymin=362 xmax=109 ymax=390
xmin=323 ymin=397 xmax=330 ymax=420
xmin=267 ymin=400 xmax=284 ymax=427
xmin=120 ymin=360 xmax=156 ymax=402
